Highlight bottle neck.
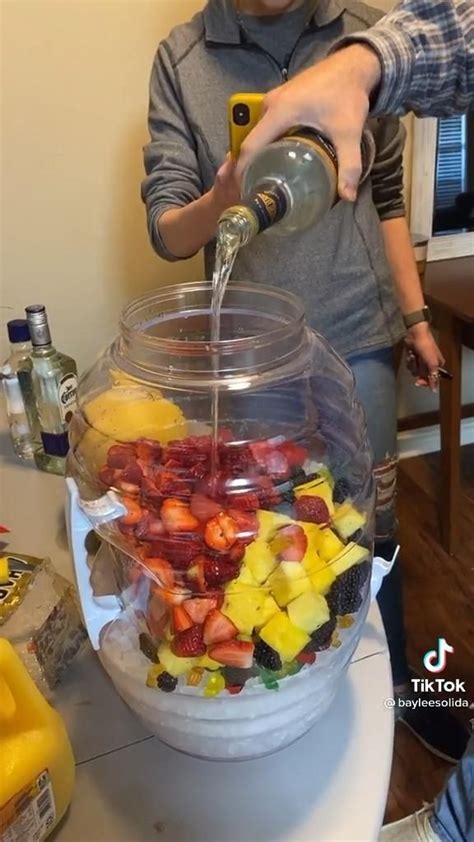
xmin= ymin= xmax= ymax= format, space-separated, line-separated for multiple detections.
xmin=219 ymin=183 xmax=289 ymax=247
xmin=9 ymin=341 xmax=31 ymax=355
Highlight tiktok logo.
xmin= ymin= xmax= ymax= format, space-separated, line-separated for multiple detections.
xmin=423 ymin=638 xmax=454 ymax=674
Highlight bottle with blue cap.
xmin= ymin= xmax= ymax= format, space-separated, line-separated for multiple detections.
xmin=1 ymin=320 xmax=35 ymax=459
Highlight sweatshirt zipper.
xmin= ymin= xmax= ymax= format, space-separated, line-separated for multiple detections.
xmin=238 ymin=25 xmax=311 ymax=83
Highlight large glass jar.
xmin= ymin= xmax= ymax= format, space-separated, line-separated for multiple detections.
xmin=67 ymin=282 xmax=376 ymax=761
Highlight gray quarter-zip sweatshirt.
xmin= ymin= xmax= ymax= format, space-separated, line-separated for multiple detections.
xmin=142 ymin=0 xmax=407 ymax=358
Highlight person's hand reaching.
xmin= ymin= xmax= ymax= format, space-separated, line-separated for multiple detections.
xmin=211 ymin=154 xmax=241 ymax=214
xmin=405 ymin=324 xmax=445 ymax=392
xmin=236 ymin=45 xmax=382 ymax=202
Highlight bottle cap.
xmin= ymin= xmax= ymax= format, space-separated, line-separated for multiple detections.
xmin=7 ymin=319 xmax=30 ymax=344
xmin=25 ymin=305 xmax=51 ymax=346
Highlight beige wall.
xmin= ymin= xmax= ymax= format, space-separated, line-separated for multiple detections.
xmin=4 ymin=0 xmax=465 ymax=425
xmin=1 ymin=0 xmax=203 ymax=372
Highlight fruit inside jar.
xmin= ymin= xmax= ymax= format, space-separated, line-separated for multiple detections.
xmin=94 ymin=424 xmax=372 ymax=698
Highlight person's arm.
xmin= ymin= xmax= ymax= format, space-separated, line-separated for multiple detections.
xmin=381 ymin=217 xmax=444 ymax=390
xmin=236 ymin=0 xmax=474 ymax=200
xmin=369 ymin=115 xmax=444 ymax=389
xmin=346 ymin=0 xmax=473 ymax=118
xmin=142 ymin=46 xmax=239 ymax=261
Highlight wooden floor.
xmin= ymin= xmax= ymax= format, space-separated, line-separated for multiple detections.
xmin=384 ymin=444 xmax=474 ymax=824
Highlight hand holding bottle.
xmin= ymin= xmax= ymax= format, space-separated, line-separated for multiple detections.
xmin=236 ymin=45 xmax=381 ymax=202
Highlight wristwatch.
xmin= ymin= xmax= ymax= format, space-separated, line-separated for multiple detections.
xmin=403 ymin=306 xmax=432 ymax=329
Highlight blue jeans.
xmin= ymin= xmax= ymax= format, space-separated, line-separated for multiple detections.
xmin=347 ymin=348 xmax=409 ymax=687
xmin=431 ymin=733 xmax=474 ymax=842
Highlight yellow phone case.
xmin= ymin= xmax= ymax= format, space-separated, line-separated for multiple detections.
xmin=228 ymin=93 xmax=265 ymax=159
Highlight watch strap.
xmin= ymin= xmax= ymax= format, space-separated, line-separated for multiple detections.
xmin=403 ymin=306 xmax=432 ymax=329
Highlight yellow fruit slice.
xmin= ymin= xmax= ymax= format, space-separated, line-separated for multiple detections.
xmin=287 ymin=591 xmax=330 ymax=634
xmin=260 ymin=611 xmax=310 ymax=662
xmin=257 ymin=510 xmax=293 ymax=542
xmin=268 ymin=562 xmax=311 ymax=607
xmin=243 ymin=538 xmax=278 ymax=584
xmin=310 ymin=565 xmax=336 ymax=596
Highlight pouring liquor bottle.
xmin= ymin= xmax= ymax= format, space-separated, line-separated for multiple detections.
xmin=218 ymin=128 xmax=375 ymax=245
xmin=25 ymin=305 xmax=78 ymax=475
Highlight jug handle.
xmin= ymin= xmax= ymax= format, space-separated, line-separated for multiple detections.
xmin=66 ymin=477 xmax=122 ymax=650
xmin=370 ymin=545 xmax=399 ymax=601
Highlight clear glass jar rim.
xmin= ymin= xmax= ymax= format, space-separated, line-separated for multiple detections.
xmin=119 ymin=281 xmax=305 ymax=355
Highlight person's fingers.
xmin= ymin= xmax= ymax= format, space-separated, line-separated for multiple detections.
xmin=428 ymin=371 xmax=440 ymax=393
xmin=333 ymin=132 xmax=363 ymax=201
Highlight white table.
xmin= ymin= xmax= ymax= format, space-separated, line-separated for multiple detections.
xmin=0 ymin=434 xmax=394 ymax=842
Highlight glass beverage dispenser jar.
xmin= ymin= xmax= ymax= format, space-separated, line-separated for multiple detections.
xmin=67 ymin=282 xmax=389 ymax=761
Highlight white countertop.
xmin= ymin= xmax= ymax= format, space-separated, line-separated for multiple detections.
xmin=0 ymin=433 xmax=394 ymax=842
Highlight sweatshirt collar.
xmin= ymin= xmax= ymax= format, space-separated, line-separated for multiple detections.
xmin=203 ymin=0 xmax=346 ymax=45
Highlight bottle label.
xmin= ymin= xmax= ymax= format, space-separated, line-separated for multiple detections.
xmin=248 ymin=187 xmax=288 ymax=234
xmin=0 ymin=769 xmax=56 ymax=842
xmin=58 ymin=373 xmax=77 ymax=424
xmin=40 ymin=431 xmax=70 ymax=458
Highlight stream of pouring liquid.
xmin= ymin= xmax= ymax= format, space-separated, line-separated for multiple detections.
xmin=209 ymin=224 xmax=241 ymax=480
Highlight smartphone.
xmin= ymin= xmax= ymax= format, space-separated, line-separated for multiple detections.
xmin=228 ymin=93 xmax=265 ymax=159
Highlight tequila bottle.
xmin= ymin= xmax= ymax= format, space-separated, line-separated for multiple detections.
xmin=219 ymin=128 xmax=375 ymax=245
xmin=25 ymin=305 xmax=78 ymax=475
xmin=1 ymin=320 xmax=35 ymax=459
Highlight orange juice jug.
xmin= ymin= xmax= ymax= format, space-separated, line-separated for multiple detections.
xmin=0 ymin=639 xmax=75 ymax=840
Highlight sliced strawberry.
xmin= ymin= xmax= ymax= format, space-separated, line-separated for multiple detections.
xmin=140 ymin=475 xmax=162 ymax=502
xmin=159 ymin=473 xmax=193 ymax=499
xmin=171 ymin=623 xmax=206 ymax=657
xmin=117 ymin=480 xmax=141 ymax=496
xmin=222 ymin=540 xmax=246 ymax=564
xmin=135 ymin=438 xmax=162 ymax=463
xmin=135 ymin=515 xmax=165 ymax=541
xmin=184 ymin=596 xmax=218 ymax=624
xmin=264 ymin=450 xmax=289 ymax=480
xmin=204 ymin=556 xmax=240 ymax=588
xmin=120 ymin=496 xmax=145 ymax=526
xmin=204 ymin=513 xmax=238 ymax=551
xmin=249 ymin=440 xmax=273 ymax=470
xmin=185 ymin=556 xmax=208 ymax=593
xmin=120 ymin=461 xmax=143 ymax=486
xmin=150 ymin=580 xmax=190 ymax=606
xmin=149 ymin=535 xmax=203 ymax=569
xmin=190 ymin=493 xmax=223 ymax=523
xmin=226 ymin=684 xmax=244 ymax=695
xmin=172 ymin=604 xmax=193 ymax=633
xmin=146 ymin=596 xmax=168 ymax=641
xmin=227 ymin=509 xmax=258 ymax=543
xmin=227 ymin=492 xmax=260 ymax=511
xmin=160 ymin=498 xmax=200 ymax=533
xmin=294 ymin=496 xmax=330 ymax=525
xmin=209 ymin=640 xmax=254 ymax=669
xmin=107 ymin=444 xmax=135 ymax=469
xmin=98 ymin=465 xmax=121 ymax=488
xmin=278 ymin=441 xmax=308 ymax=468
xmin=143 ymin=556 xmax=174 ymax=589
xmin=271 ymin=524 xmax=307 ymax=562
xmin=203 ymin=609 xmax=238 ymax=645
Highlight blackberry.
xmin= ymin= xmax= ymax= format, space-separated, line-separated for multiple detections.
xmin=347 ymin=528 xmax=364 ymax=543
xmin=327 ymin=561 xmax=371 ymax=616
xmin=254 ymin=640 xmax=282 ymax=671
xmin=139 ymin=632 xmax=159 ymax=663
xmin=281 ymin=469 xmax=320 ymax=504
xmin=157 ymin=671 xmax=178 ymax=693
xmin=333 ymin=477 xmax=351 ymax=504
xmin=290 ymin=467 xmax=308 ymax=487
xmin=305 ymin=616 xmax=337 ymax=652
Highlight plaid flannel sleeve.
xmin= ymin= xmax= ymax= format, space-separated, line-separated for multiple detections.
xmin=340 ymin=0 xmax=474 ymax=117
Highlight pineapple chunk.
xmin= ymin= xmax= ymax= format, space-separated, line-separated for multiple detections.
xmin=158 ymin=643 xmax=201 ymax=676
xmin=268 ymin=561 xmax=312 ymax=607
xmin=223 ymin=588 xmax=267 ymax=636
xmin=329 ymin=542 xmax=370 ymax=576
xmin=260 ymin=611 xmax=310 ymax=662
xmin=257 ymin=509 xmax=293 ymax=542
xmin=243 ymin=538 xmax=278 ymax=584
xmin=287 ymin=591 xmax=330 ymax=634
xmin=226 ymin=566 xmax=260 ymax=592
xmin=254 ymin=595 xmax=280 ymax=629
xmin=294 ymin=478 xmax=335 ymax=516
xmin=312 ymin=528 xmax=345 ymax=562
xmin=310 ymin=565 xmax=336 ymax=595
xmin=298 ymin=522 xmax=326 ymax=574
xmin=332 ymin=502 xmax=367 ymax=540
